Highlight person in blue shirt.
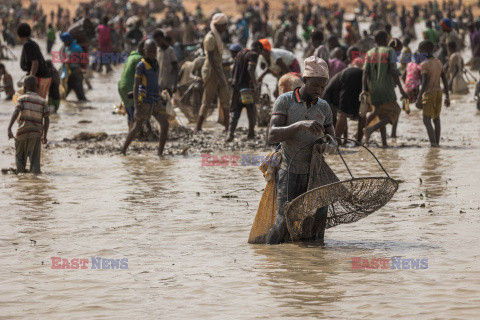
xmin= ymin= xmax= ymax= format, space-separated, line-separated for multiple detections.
xmin=60 ymin=32 xmax=87 ymax=101
xmin=121 ymin=39 xmax=169 ymax=156
xmin=235 ymin=16 xmax=249 ymax=47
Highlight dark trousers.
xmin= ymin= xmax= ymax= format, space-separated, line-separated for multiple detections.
xmin=47 ymin=39 xmax=54 ymax=53
xmin=266 ymin=168 xmax=327 ymax=244
xmin=96 ymin=60 xmax=113 ymax=73
xmin=229 ymin=88 xmax=256 ymax=138
xmin=15 ymin=137 xmax=42 ymax=174
xmin=67 ymin=69 xmax=87 ymax=101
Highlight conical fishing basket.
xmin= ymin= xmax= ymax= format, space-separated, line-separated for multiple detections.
xmin=284 ymin=137 xmax=399 ymax=241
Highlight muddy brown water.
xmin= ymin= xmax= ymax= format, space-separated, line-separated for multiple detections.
xmin=1 ymin=26 xmax=480 ymax=319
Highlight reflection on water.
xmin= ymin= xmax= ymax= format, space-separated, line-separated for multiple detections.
xmin=0 ymin=25 xmax=480 ymax=319
xmin=253 ymin=243 xmax=342 ymax=318
xmin=11 ymin=175 xmax=57 ymax=215
xmin=120 ymin=156 xmax=179 ymax=211
xmin=420 ymin=148 xmax=447 ymax=198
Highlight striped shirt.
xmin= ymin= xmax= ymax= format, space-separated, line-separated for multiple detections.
xmin=15 ymin=91 xmax=49 ymax=140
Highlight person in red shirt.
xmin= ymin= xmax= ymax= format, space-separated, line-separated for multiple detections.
xmin=96 ymin=16 xmax=113 ymax=73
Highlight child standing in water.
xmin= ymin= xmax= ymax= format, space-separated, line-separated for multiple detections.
xmin=7 ymin=76 xmax=50 ymax=173
xmin=416 ymin=40 xmax=450 ymax=147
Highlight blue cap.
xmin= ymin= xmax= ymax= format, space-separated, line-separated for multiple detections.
xmin=229 ymin=43 xmax=243 ymax=52
xmin=60 ymin=32 xmax=73 ymax=42
xmin=441 ymin=18 xmax=453 ymax=30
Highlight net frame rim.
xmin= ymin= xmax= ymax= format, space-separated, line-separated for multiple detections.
xmin=284 ymin=176 xmax=399 ymax=213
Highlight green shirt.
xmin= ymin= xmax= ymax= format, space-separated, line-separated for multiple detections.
xmin=46 ymin=28 xmax=56 ymax=41
xmin=364 ymin=46 xmax=397 ymax=106
xmin=118 ymin=51 xmax=143 ymax=103
xmin=423 ymin=28 xmax=439 ymax=45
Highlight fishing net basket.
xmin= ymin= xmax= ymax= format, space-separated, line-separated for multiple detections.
xmin=284 ymin=136 xmax=399 ymax=241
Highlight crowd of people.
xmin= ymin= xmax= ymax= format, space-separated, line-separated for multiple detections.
xmin=3 ymin=0 xmax=480 ymax=177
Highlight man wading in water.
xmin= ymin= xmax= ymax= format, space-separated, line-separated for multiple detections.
xmin=121 ymin=39 xmax=169 ymax=156
xmin=266 ymin=56 xmax=336 ymax=244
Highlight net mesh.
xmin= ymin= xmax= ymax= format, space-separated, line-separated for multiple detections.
xmin=284 ymin=144 xmax=398 ymax=241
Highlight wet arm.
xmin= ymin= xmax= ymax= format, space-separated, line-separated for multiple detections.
xmin=7 ymin=108 xmax=20 ymax=137
xmin=268 ymin=115 xmax=324 ymax=143
xmin=185 ymin=66 xmax=200 ymax=82
xmin=441 ymin=71 xmax=450 ymax=100
xmin=248 ymin=64 xmax=258 ymax=89
xmin=324 ymin=123 xmax=338 ymax=152
xmin=30 ymin=60 xmax=38 ymax=76
xmin=416 ymin=73 xmax=428 ymax=104
xmin=449 ymin=65 xmax=458 ymax=90
xmin=362 ymin=65 xmax=369 ymax=92
xmin=269 ymin=114 xmax=299 ymax=143
xmin=133 ymin=76 xmax=140 ymax=107
xmin=325 ymin=123 xmax=335 ymax=137
xmin=42 ymin=116 xmax=49 ymax=142
xmin=391 ymin=63 xmax=407 ymax=97
xmin=443 ymin=61 xmax=450 ymax=75
xmin=172 ymin=61 xmax=179 ymax=90
xmin=177 ymin=67 xmax=184 ymax=81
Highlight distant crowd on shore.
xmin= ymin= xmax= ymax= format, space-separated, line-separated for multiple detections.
xmin=3 ymin=0 xmax=480 ymax=174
